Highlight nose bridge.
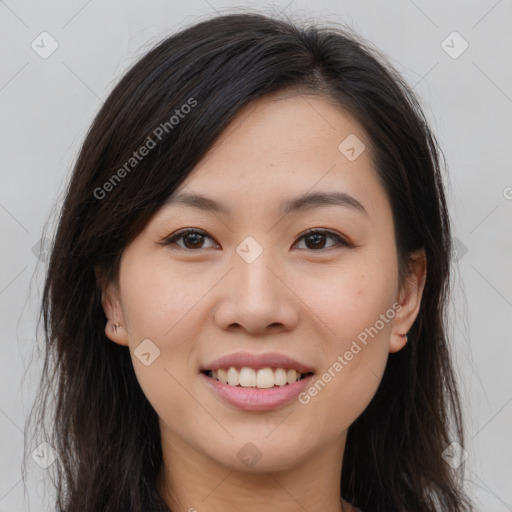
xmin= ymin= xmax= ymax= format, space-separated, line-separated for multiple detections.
xmin=213 ymin=236 xmax=299 ymax=333
xmin=233 ymin=237 xmax=281 ymax=307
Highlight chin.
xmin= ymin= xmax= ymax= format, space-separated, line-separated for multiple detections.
xmin=202 ymin=434 xmax=311 ymax=473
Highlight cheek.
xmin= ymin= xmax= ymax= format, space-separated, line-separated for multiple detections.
xmin=299 ymin=329 xmax=389 ymax=433
xmin=120 ymin=255 xmax=211 ymax=343
xmin=296 ymin=262 xmax=394 ymax=425
xmin=305 ymin=258 xmax=396 ymax=345
xmin=116 ymin=258 xmax=199 ymax=404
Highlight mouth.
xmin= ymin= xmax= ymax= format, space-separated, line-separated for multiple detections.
xmin=200 ymin=367 xmax=316 ymax=411
xmin=199 ymin=352 xmax=316 ymax=410
xmin=200 ymin=367 xmax=315 ymax=389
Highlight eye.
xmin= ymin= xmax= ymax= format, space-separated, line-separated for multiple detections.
xmin=293 ymin=229 xmax=352 ymax=251
xmin=159 ymin=228 xmax=352 ymax=251
xmin=160 ymin=228 xmax=219 ymax=250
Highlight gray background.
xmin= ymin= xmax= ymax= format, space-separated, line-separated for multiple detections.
xmin=1 ymin=0 xmax=511 ymax=511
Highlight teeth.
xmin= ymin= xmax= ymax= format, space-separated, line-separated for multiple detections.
xmin=286 ymin=369 xmax=297 ymax=384
xmin=239 ymin=367 xmax=256 ymax=387
xmin=207 ymin=367 xmax=307 ymax=388
xmin=256 ymin=368 xmax=274 ymax=388
xmin=274 ymin=368 xmax=288 ymax=386
xmin=227 ymin=367 xmax=240 ymax=386
xmin=217 ymin=368 xmax=227 ymax=384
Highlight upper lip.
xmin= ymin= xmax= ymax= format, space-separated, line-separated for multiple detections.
xmin=201 ymin=352 xmax=315 ymax=374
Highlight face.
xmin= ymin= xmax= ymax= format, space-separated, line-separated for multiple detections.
xmin=101 ymin=92 xmax=425 ymax=475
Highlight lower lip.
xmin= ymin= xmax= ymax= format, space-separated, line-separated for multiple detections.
xmin=200 ymin=372 xmax=314 ymax=411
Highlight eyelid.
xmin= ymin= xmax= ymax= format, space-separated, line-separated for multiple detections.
xmin=158 ymin=227 xmax=353 ymax=250
xmin=294 ymin=228 xmax=353 ymax=249
xmin=157 ymin=227 xmax=218 ymax=249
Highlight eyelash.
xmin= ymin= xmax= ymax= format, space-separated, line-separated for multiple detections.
xmin=160 ymin=228 xmax=353 ymax=251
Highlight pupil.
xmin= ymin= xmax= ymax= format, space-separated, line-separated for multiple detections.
xmin=186 ymin=233 xmax=202 ymax=248
xmin=307 ymin=234 xmax=324 ymax=249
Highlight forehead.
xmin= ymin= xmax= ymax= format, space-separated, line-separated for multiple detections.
xmin=197 ymin=91 xmax=369 ymax=167
xmin=165 ymin=92 xmax=390 ymax=223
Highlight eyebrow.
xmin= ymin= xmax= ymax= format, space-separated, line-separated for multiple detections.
xmin=165 ymin=191 xmax=369 ymax=217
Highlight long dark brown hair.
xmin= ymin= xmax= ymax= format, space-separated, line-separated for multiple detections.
xmin=24 ymin=11 xmax=473 ymax=512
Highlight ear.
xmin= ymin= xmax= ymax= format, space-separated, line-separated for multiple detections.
xmin=390 ymin=248 xmax=427 ymax=353
xmin=95 ymin=264 xmax=129 ymax=347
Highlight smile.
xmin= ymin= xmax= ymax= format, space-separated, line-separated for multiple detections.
xmin=202 ymin=367 xmax=313 ymax=389
xmin=200 ymin=370 xmax=315 ymax=411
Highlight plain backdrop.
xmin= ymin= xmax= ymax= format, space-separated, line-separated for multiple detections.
xmin=1 ymin=1 xmax=511 ymax=511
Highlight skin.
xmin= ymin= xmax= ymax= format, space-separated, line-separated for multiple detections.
xmin=99 ymin=91 xmax=426 ymax=512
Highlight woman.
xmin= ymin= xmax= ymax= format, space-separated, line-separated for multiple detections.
xmin=26 ymin=11 xmax=474 ymax=512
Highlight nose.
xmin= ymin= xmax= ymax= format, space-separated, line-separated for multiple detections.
xmin=213 ymin=246 xmax=300 ymax=336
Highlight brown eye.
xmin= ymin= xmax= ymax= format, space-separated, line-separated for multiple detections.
xmin=160 ymin=228 xmax=351 ymax=252
xmin=182 ymin=232 xmax=206 ymax=249
xmin=295 ymin=229 xmax=351 ymax=251
xmin=161 ymin=229 xmax=218 ymax=250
